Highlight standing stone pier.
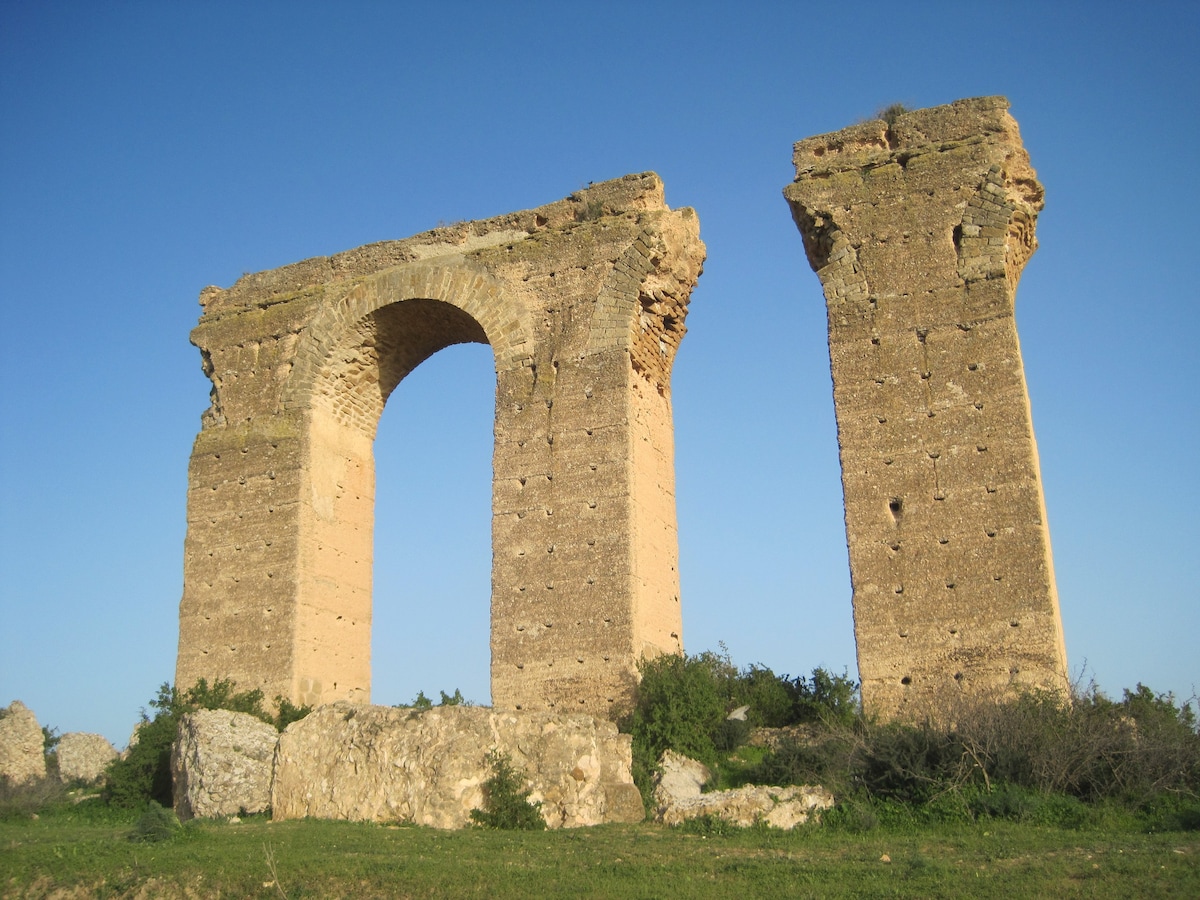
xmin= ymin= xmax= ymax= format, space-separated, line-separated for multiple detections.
xmin=177 ymin=173 xmax=705 ymax=716
xmin=784 ymin=97 xmax=1068 ymax=717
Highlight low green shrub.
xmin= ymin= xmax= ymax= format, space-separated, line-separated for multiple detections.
xmin=128 ymin=801 xmax=182 ymax=842
xmin=469 ymin=751 xmax=545 ymax=830
xmin=623 ymin=644 xmax=1198 ymax=828
xmin=623 ymin=647 xmax=861 ymax=805
xmin=877 ymin=103 xmax=909 ymax=126
xmin=402 ymin=688 xmax=468 ymax=710
xmin=0 ymin=775 xmax=69 ymax=821
xmin=274 ymin=696 xmax=313 ymax=730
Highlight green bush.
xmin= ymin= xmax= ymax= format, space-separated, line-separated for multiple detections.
xmin=129 ymin=801 xmax=182 ymax=842
xmin=623 ymin=644 xmax=1198 ymax=829
xmin=274 ymin=696 xmax=313 ymax=730
xmin=0 ymin=775 xmax=69 ymax=821
xmin=877 ymin=102 xmax=909 ymax=126
xmin=469 ymin=751 xmax=545 ymax=830
xmin=785 ymin=668 xmax=860 ymax=728
xmin=625 ymin=651 xmax=731 ymax=797
xmin=402 ymin=688 xmax=468 ymax=710
xmin=623 ymin=648 xmax=862 ymax=805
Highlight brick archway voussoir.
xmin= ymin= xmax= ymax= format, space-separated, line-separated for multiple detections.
xmin=282 ymin=261 xmax=533 ymax=412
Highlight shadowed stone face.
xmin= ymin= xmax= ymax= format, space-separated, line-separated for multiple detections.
xmin=177 ymin=173 xmax=705 ymax=716
xmin=784 ymin=97 xmax=1068 ymax=719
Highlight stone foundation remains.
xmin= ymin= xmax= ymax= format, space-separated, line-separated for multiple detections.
xmin=176 ymin=174 xmax=705 ymax=715
xmin=784 ymin=97 xmax=1068 ymax=717
xmin=269 ymin=704 xmax=644 ymax=828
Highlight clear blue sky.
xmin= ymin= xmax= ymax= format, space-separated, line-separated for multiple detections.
xmin=2 ymin=1 xmax=1197 ymax=747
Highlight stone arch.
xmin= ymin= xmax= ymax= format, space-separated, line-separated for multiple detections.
xmin=176 ymin=174 xmax=706 ymax=715
xmin=284 ymin=269 xmax=525 ymax=709
xmin=282 ymin=262 xmax=534 ymax=418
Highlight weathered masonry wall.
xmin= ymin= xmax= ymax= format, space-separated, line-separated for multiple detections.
xmin=177 ymin=173 xmax=705 ymax=716
xmin=784 ymin=97 xmax=1068 ymax=718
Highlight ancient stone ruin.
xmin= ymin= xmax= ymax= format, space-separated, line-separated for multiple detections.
xmin=177 ymin=96 xmax=1069 ymax=729
xmin=0 ymin=701 xmax=46 ymax=785
xmin=784 ymin=97 xmax=1069 ymax=717
xmin=270 ymin=704 xmax=643 ymax=828
xmin=176 ymin=173 xmax=705 ymax=716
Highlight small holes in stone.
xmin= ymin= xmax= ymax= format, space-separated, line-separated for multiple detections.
xmin=967 ymin=363 xmax=978 ymax=371
xmin=901 ymin=676 xmax=913 ymax=686
xmin=1010 ymin=620 xmax=1020 ymax=628
xmin=954 ymin=672 xmax=964 ymax=682
xmin=894 ymin=584 xmax=904 ymax=595
xmin=876 ymin=415 xmax=887 ymax=424
xmin=889 ymin=498 xmax=903 ymax=521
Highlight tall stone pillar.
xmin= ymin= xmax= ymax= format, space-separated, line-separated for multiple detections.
xmin=177 ymin=174 xmax=705 ymax=716
xmin=784 ymin=97 xmax=1068 ymax=717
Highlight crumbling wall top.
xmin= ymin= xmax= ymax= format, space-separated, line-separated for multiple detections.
xmin=791 ymin=96 xmax=1023 ymax=174
xmin=197 ymin=172 xmax=671 ymax=317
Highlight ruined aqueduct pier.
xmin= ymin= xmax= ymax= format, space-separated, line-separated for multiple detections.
xmin=176 ymin=174 xmax=705 ymax=715
xmin=178 ymin=97 xmax=1069 ymax=722
xmin=785 ymin=97 xmax=1069 ymax=716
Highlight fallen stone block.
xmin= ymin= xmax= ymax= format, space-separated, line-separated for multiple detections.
xmin=56 ymin=732 xmax=117 ymax=784
xmin=172 ymin=709 xmax=279 ymax=820
xmin=271 ymin=704 xmax=643 ymax=829
xmin=652 ymin=749 xmax=833 ymax=829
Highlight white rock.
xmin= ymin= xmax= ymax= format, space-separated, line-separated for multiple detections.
xmin=172 ymin=709 xmax=279 ymax=820
xmin=56 ymin=732 xmax=118 ymax=784
xmin=271 ymin=704 xmax=643 ymax=829
xmin=652 ymin=749 xmax=834 ymax=829
xmin=0 ymin=700 xmax=47 ymax=784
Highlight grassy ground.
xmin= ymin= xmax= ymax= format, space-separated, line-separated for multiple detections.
xmin=2 ymin=810 xmax=1197 ymax=899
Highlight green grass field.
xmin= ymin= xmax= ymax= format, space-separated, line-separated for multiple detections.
xmin=3 ymin=811 xmax=1197 ymax=899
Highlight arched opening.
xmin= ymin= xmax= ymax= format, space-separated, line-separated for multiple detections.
xmin=371 ymin=340 xmax=495 ymax=706
xmin=295 ymin=297 xmax=494 ymax=707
